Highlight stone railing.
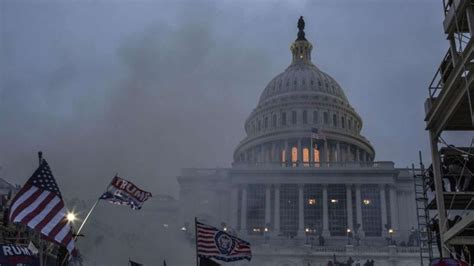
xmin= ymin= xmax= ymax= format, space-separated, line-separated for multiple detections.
xmin=251 ymin=243 xmax=423 ymax=256
xmin=232 ymin=161 xmax=395 ymax=170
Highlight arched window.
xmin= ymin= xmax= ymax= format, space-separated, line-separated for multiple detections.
xmin=324 ymin=112 xmax=329 ymax=125
xmin=303 ymin=148 xmax=309 ymax=166
xmin=272 ymin=114 xmax=277 ymax=128
xmin=292 ymin=111 xmax=297 ymax=125
xmin=258 ymin=120 xmax=261 ymax=131
xmin=264 ymin=117 xmax=268 ymax=129
xmin=291 ymin=147 xmax=298 ymax=166
xmin=341 ymin=117 xmax=345 ymax=129
xmin=314 ymin=146 xmax=320 ymax=167
xmin=282 ymin=112 xmax=287 ymax=126
xmin=348 ymin=119 xmax=352 ymax=129
xmin=333 ymin=114 xmax=338 ymax=127
xmin=302 ymin=110 xmax=308 ymax=124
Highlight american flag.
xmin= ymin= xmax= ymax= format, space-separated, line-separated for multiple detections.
xmin=311 ymin=127 xmax=325 ymax=140
xmin=196 ymin=221 xmax=251 ymax=262
xmin=9 ymin=160 xmax=76 ymax=255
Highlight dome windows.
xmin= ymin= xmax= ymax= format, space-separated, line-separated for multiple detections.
xmin=291 ymin=111 xmax=297 ymax=125
xmin=264 ymin=117 xmax=268 ymax=130
xmin=281 ymin=112 xmax=287 ymax=126
xmin=324 ymin=112 xmax=329 ymax=125
xmin=341 ymin=117 xmax=346 ymax=129
xmin=333 ymin=114 xmax=338 ymax=127
xmin=272 ymin=114 xmax=277 ymax=128
xmin=302 ymin=110 xmax=308 ymax=124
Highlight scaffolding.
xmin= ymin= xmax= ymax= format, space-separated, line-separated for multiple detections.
xmin=425 ymin=0 xmax=474 ymax=263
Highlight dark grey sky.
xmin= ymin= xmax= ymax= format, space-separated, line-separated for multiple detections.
xmin=0 ymin=1 xmax=449 ymax=197
xmin=2 ymin=0 xmax=465 ymax=264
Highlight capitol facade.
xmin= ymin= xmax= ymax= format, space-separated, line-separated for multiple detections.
xmin=177 ymin=18 xmax=421 ymax=266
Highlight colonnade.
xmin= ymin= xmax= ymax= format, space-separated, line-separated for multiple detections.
xmin=230 ymin=183 xmax=399 ymax=238
xmin=238 ymin=138 xmax=372 ymax=164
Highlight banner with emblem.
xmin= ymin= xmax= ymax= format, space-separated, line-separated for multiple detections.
xmin=195 ymin=219 xmax=251 ymax=262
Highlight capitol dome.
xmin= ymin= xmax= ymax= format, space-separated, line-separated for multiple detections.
xmin=234 ymin=17 xmax=375 ymax=166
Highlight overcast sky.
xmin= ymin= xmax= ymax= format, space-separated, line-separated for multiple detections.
xmin=1 ymin=0 xmax=463 ymax=264
xmin=0 ymin=1 xmax=450 ymax=197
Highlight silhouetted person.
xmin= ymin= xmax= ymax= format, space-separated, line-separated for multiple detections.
xmin=347 ymin=256 xmax=354 ymax=265
xmin=319 ymin=235 xmax=325 ymax=246
xmin=3 ymin=207 xmax=9 ymax=226
xmin=430 ymin=218 xmax=442 ymax=256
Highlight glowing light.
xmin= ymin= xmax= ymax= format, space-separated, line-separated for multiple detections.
xmin=66 ymin=212 xmax=76 ymax=223
xmin=388 ymin=229 xmax=394 ymax=234
xmin=305 ymin=228 xmax=310 ymax=232
xmin=264 ymin=227 xmax=268 ymax=232
xmin=223 ymin=227 xmax=227 ymax=231
xmin=347 ymin=228 xmax=351 ymax=233
xmin=181 ymin=227 xmax=187 ymax=231
xmin=252 ymin=228 xmax=261 ymax=232
xmin=363 ymin=199 xmax=371 ymax=205
xmin=330 ymin=199 xmax=338 ymax=203
xmin=163 ymin=224 xmax=169 ymax=228
xmin=308 ymin=199 xmax=316 ymax=205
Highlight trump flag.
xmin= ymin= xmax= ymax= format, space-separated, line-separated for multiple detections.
xmin=100 ymin=176 xmax=152 ymax=210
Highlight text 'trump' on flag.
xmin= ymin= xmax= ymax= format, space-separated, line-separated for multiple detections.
xmin=100 ymin=176 xmax=152 ymax=210
xmin=9 ymin=160 xmax=76 ymax=255
xmin=196 ymin=221 xmax=251 ymax=262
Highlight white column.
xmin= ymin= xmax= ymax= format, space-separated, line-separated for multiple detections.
xmin=265 ymin=185 xmax=271 ymax=227
xmin=298 ymin=184 xmax=305 ymax=236
xmin=346 ymin=184 xmax=354 ymax=231
xmin=346 ymin=144 xmax=351 ymax=162
xmin=380 ymin=184 xmax=388 ymax=237
xmin=324 ymin=140 xmax=330 ymax=164
xmin=355 ymin=184 xmax=365 ymax=236
xmin=389 ymin=185 xmax=399 ymax=232
xmin=297 ymin=138 xmax=302 ymax=166
xmin=322 ymin=184 xmax=330 ymax=237
xmin=230 ymin=186 xmax=239 ymax=228
xmin=240 ymin=185 xmax=247 ymax=234
xmin=271 ymin=142 xmax=276 ymax=162
xmin=274 ymin=185 xmax=280 ymax=235
xmin=336 ymin=142 xmax=341 ymax=162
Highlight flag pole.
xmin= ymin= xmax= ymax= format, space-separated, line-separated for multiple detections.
xmin=38 ymin=151 xmax=44 ymax=266
xmin=195 ymin=217 xmax=199 ymax=266
xmin=75 ymin=198 xmax=100 ymax=240
xmin=74 ymin=177 xmax=114 ymax=241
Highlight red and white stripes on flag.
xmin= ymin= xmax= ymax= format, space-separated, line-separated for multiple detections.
xmin=9 ymin=160 xmax=76 ymax=255
xmin=196 ymin=221 xmax=251 ymax=262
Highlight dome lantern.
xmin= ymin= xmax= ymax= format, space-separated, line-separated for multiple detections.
xmin=291 ymin=16 xmax=313 ymax=65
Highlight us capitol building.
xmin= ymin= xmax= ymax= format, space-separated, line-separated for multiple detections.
xmin=177 ymin=17 xmax=421 ymax=266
